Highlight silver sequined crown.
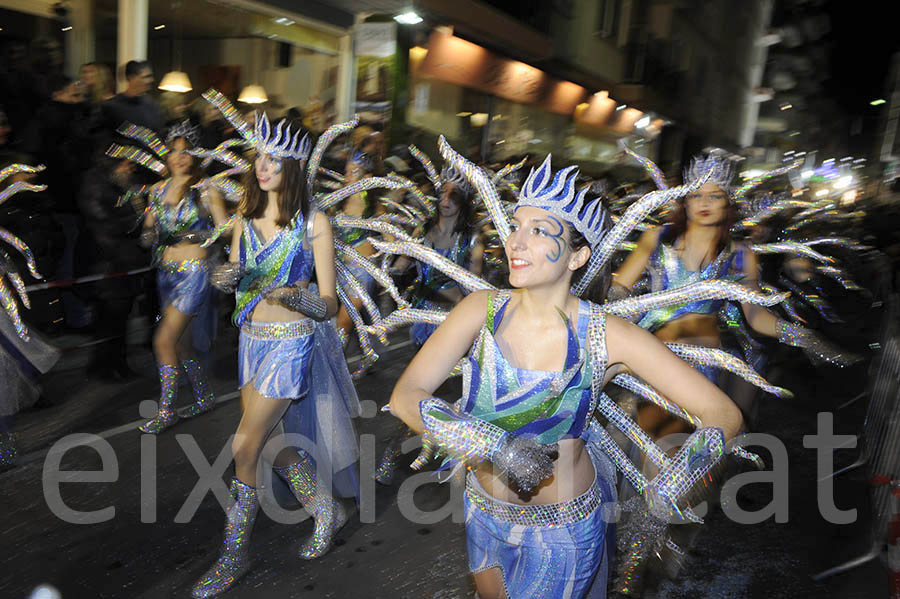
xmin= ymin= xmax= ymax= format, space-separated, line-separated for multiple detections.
xmin=683 ymin=154 xmax=735 ymax=191
xmin=166 ymin=119 xmax=200 ymax=146
xmin=254 ymin=112 xmax=311 ymax=161
xmin=439 ymin=165 xmax=474 ymax=197
xmin=517 ymin=155 xmax=608 ymax=247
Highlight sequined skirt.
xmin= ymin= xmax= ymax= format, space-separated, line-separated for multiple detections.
xmin=239 ymin=319 xmax=315 ymax=399
xmin=157 ymin=258 xmax=211 ymax=316
xmin=464 ymin=443 xmax=615 ymax=599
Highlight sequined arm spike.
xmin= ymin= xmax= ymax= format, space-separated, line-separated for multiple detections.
xmin=408 ymin=144 xmax=441 ymax=189
xmin=307 ymin=116 xmax=359 ymax=192
xmin=437 ymin=136 xmax=511 ymax=242
xmin=417 ymin=398 xmax=558 ymax=494
xmin=369 ymin=239 xmax=495 ymax=293
xmin=664 ymin=343 xmax=793 ymax=397
xmin=603 ymin=280 xmax=788 ymax=318
xmin=776 ymin=320 xmax=861 ymax=367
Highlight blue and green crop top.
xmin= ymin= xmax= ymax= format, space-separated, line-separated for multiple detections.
xmin=149 ymin=180 xmax=212 ymax=261
xmin=233 ymin=213 xmax=314 ymax=326
xmin=636 ymin=227 xmax=746 ymax=332
xmin=459 ymin=291 xmax=607 ymax=445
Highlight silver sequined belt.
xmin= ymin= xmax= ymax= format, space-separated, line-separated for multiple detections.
xmin=158 ymin=258 xmax=210 ymax=274
xmin=240 ymin=319 xmax=315 ymax=340
xmin=465 ymin=470 xmax=605 ymax=528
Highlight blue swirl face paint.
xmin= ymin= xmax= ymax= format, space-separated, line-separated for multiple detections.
xmin=543 ymin=215 xmax=566 ymax=263
xmin=511 ymin=207 xmax=567 ymax=263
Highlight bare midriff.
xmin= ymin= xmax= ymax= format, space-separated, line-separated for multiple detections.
xmin=474 ymin=438 xmax=594 ymax=506
xmin=161 ymin=242 xmax=207 ymax=264
xmin=652 ymin=312 xmax=720 ymax=348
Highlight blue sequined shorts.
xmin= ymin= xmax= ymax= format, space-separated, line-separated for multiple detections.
xmin=464 ymin=446 xmax=615 ymax=598
xmin=157 ymin=258 xmax=210 ymax=316
xmin=239 ymin=320 xmax=315 ymax=399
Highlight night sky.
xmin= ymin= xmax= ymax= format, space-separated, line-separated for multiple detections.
xmin=825 ymin=1 xmax=900 ymax=119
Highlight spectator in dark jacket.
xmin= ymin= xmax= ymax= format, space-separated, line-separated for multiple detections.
xmin=78 ymin=156 xmax=150 ymax=379
xmin=101 ymin=60 xmax=164 ymax=135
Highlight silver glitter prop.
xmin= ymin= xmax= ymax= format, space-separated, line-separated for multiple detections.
xmin=368 ymin=239 xmax=496 ymax=293
xmin=0 ymin=181 xmax=47 ymax=205
xmin=105 ymin=144 xmax=167 ymax=175
xmin=732 ymin=161 xmax=800 ymax=200
xmin=573 ymin=171 xmax=713 ymax=297
xmin=318 ymin=166 xmax=345 ymax=183
xmin=306 ymin=116 xmax=358 ymax=193
xmin=815 ymin=265 xmax=862 ymax=291
xmin=776 ymin=320 xmax=860 ymax=367
xmin=334 ymin=260 xmax=384 ymax=339
xmin=437 ymin=135 xmax=512 ymax=242
xmin=268 ymin=286 xmax=328 ymax=320
xmin=750 ymin=241 xmax=835 ymax=265
xmin=335 ymin=281 xmax=378 ymax=375
xmin=622 ymin=145 xmax=668 ymax=190
xmin=334 ymin=240 xmax=410 ymax=308
xmin=613 ymin=373 xmax=701 ymax=427
xmin=316 ymin=177 xmax=415 ymax=211
xmin=201 ymin=89 xmax=256 ymax=146
xmin=118 ymin=123 xmax=170 ymax=157
xmin=387 ymin=173 xmax=436 ymax=215
xmin=417 ymin=397 xmax=557 ymax=494
xmin=363 ymin=307 xmax=448 ymax=338
xmin=210 ymin=262 xmax=245 ymax=293
xmin=802 ymin=237 xmax=870 ymax=251
xmin=585 ymin=420 xmax=649 ymax=496
xmin=603 ymin=280 xmax=788 ymax=318
xmin=379 ymin=197 xmax=425 ymax=224
xmin=664 ymin=343 xmax=793 ymax=397
xmin=0 ymin=163 xmax=45 ymax=182
xmin=408 ymin=144 xmax=441 ymax=189
xmin=596 ymin=393 xmax=669 ymax=468
xmin=331 ymin=214 xmax=418 ymax=243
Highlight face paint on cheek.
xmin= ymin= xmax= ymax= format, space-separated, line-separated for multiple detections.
xmin=544 ymin=215 xmax=566 ymax=263
xmin=272 ymin=158 xmax=283 ymax=174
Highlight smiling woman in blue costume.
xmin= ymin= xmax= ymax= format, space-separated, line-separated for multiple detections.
xmin=612 ymin=154 xmax=850 ymax=437
xmin=388 ymin=152 xmax=746 ymax=599
xmin=191 ymin=111 xmax=359 ymax=598
xmin=137 ymin=121 xmax=228 ymax=434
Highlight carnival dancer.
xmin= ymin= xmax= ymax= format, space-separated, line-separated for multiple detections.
xmin=134 ymin=121 xmax=228 ymax=434
xmin=0 ymin=163 xmax=60 ymax=467
xmin=373 ymin=164 xmax=484 ymax=484
xmin=610 ymin=153 xmax=853 ymax=438
xmin=407 ymin=165 xmax=484 ymax=346
xmin=334 ymin=149 xmax=378 ymax=345
xmin=191 ymin=100 xmax=361 ymax=597
xmin=383 ymin=147 xmax=784 ymax=599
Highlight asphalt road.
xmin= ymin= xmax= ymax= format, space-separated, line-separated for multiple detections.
xmin=0 ymin=312 xmax=890 ymax=598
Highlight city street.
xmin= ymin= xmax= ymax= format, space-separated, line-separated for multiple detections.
xmin=0 ymin=315 xmax=889 ymax=598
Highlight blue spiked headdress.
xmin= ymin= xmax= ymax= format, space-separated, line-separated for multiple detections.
xmin=683 ymin=153 xmax=735 ymax=194
xmin=439 ymin=164 xmax=474 ymax=198
xmin=517 ymin=155 xmax=608 ymax=247
xmin=254 ymin=112 xmax=311 ymax=161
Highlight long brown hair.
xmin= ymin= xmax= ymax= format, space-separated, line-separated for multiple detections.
xmin=240 ymin=155 xmax=310 ymax=227
xmin=661 ymin=195 xmax=739 ymax=259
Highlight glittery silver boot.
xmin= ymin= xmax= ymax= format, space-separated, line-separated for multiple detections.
xmin=373 ymin=437 xmax=402 ymax=485
xmin=191 ymin=478 xmax=259 ymax=598
xmin=180 ymin=359 xmax=216 ymax=418
xmin=138 ymin=364 xmax=180 ymax=434
xmin=274 ymin=458 xmax=348 ymax=559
